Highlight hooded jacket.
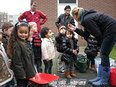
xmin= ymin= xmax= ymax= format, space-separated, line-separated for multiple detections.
xmin=55 ymin=33 xmax=66 ymax=53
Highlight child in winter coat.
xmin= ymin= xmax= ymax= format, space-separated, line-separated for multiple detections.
xmin=40 ymin=27 xmax=56 ymax=74
xmin=84 ymin=35 xmax=99 ymax=71
xmin=7 ymin=21 xmax=36 ymax=87
xmin=62 ymin=29 xmax=79 ymax=78
xmin=55 ymin=25 xmax=66 ymax=73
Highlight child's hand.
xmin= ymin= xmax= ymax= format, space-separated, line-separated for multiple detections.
xmin=97 ymin=52 xmax=100 ymax=55
xmin=45 ymin=59 xmax=50 ymax=61
xmin=22 ymin=77 xmax=26 ymax=79
xmin=73 ymin=50 xmax=77 ymax=55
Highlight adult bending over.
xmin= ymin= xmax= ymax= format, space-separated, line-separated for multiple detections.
xmin=70 ymin=7 xmax=116 ymax=86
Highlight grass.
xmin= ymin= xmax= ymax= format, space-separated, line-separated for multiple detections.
xmin=110 ymin=46 xmax=116 ymax=61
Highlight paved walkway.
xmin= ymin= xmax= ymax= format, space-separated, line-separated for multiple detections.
xmin=49 ymin=46 xmax=116 ymax=87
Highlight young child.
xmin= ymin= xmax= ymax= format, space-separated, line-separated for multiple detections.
xmin=28 ymin=22 xmax=38 ymax=42
xmin=40 ymin=27 xmax=55 ymax=74
xmin=2 ymin=22 xmax=13 ymax=51
xmin=28 ymin=22 xmax=42 ymax=73
xmin=55 ymin=25 xmax=66 ymax=73
xmin=62 ymin=29 xmax=79 ymax=78
xmin=84 ymin=35 xmax=99 ymax=71
xmin=7 ymin=21 xmax=36 ymax=87
xmin=1 ymin=22 xmax=16 ymax=87
xmin=0 ymin=32 xmax=14 ymax=87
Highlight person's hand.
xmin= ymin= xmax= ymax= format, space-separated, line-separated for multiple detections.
xmin=90 ymin=35 xmax=95 ymax=38
xmin=22 ymin=77 xmax=26 ymax=79
xmin=45 ymin=58 xmax=50 ymax=61
xmin=97 ymin=52 xmax=100 ymax=55
xmin=73 ymin=50 xmax=77 ymax=55
xmin=68 ymin=24 xmax=76 ymax=30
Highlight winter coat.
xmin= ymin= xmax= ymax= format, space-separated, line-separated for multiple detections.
xmin=41 ymin=38 xmax=56 ymax=60
xmin=84 ymin=37 xmax=99 ymax=57
xmin=55 ymin=33 xmax=66 ymax=53
xmin=2 ymin=33 xmax=9 ymax=51
xmin=62 ymin=37 xmax=79 ymax=62
xmin=55 ymin=13 xmax=75 ymax=28
xmin=11 ymin=39 xmax=36 ymax=79
xmin=77 ymin=10 xmax=116 ymax=46
xmin=0 ymin=43 xmax=13 ymax=86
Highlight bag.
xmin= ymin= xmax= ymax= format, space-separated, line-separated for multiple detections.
xmin=75 ymin=54 xmax=87 ymax=73
xmin=61 ymin=53 xmax=72 ymax=64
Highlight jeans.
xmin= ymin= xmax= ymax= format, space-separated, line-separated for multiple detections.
xmin=65 ymin=61 xmax=74 ymax=71
xmin=87 ymin=55 xmax=95 ymax=65
xmin=57 ymin=53 xmax=65 ymax=72
xmin=100 ymin=33 xmax=116 ymax=67
xmin=34 ymin=58 xmax=42 ymax=73
xmin=43 ymin=60 xmax=53 ymax=74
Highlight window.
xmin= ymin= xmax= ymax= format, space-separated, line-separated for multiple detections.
xmin=59 ymin=0 xmax=76 ymax=3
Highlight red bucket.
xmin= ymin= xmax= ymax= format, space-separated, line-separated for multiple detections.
xmin=110 ymin=68 xmax=116 ymax=86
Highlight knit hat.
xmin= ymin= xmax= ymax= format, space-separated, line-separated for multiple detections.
xmin=58 ymin=25 xmax=66 ymax=30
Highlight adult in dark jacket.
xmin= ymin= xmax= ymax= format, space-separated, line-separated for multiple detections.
xmin=55 ymin=5 xmax=75 ymax=29
xmin=70 ymin=7 xmax=116 ymax=86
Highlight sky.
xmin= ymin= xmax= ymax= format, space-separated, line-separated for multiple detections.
xmin=0 ymin=0 xmax=31 ymax=15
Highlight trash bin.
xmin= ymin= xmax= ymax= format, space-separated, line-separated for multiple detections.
xmin=75 ymin=54 xmax=87 ymax=73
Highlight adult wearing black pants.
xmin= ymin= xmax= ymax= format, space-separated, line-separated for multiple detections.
xmin=69 ymin=7 xmax=116 ymax=86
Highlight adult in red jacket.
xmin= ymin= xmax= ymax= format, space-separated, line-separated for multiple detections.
xmin=18 ymin=1 xmax=47 ymax=33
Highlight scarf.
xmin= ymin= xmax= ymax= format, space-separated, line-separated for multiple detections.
xmin=77 ymin=8 xmax=85 ymax=25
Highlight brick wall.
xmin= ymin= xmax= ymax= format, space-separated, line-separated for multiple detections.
xmin=32 ymin=0 xmax=57 ymax=34
xmin=78 ymin=0 xmax=116 ymax=18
